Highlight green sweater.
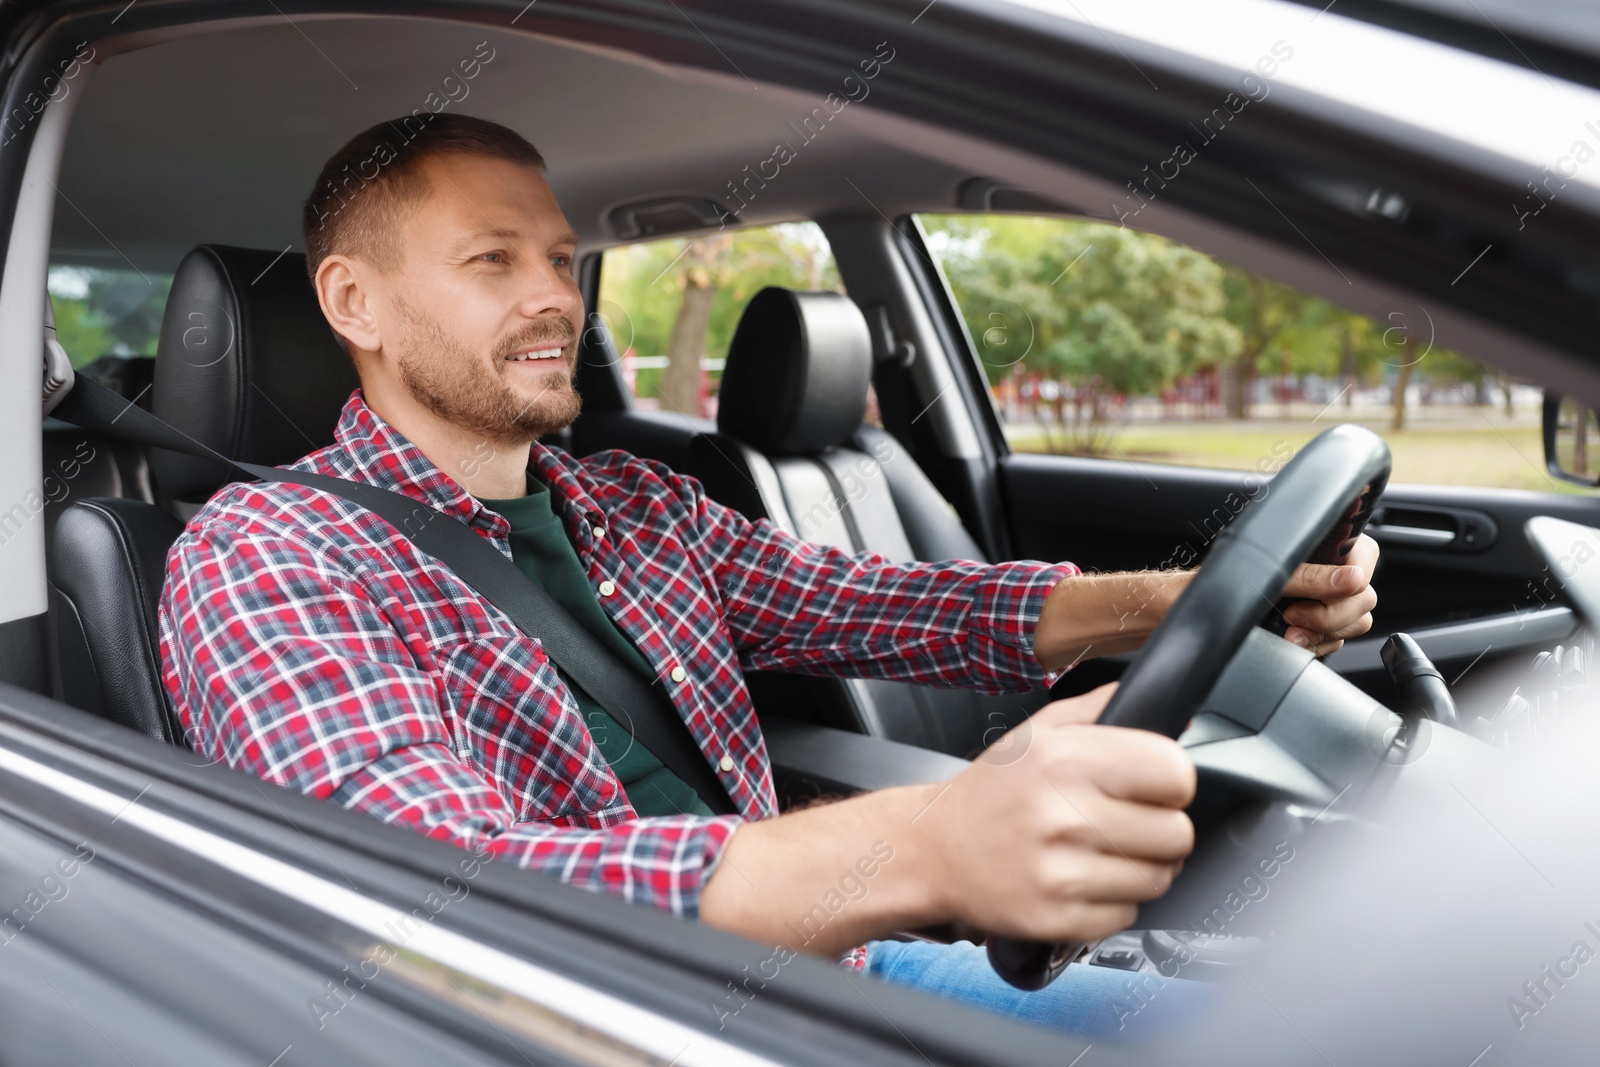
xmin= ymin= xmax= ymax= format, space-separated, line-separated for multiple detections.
xmin=477 ymin=475 xmax=712 ymax=818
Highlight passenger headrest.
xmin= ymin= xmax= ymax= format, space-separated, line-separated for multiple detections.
xmin=150 ymin=245 xmax=358 ymax=502
xmin=716 ymin=287 xmax=872 ymax=455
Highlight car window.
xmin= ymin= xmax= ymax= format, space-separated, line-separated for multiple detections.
xmin=919 ymin=212 xmax=1571 ymax=492
xmin=48 ymin=264 xmax=172 ymax=368
xmin=595 ymin=222 xmax=849 ymax=422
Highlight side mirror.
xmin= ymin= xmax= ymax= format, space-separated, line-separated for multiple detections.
xmin=1543 ymin=392 xmax=1600 ymax=487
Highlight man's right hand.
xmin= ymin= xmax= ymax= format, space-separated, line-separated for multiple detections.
xmin=909 ymin=682 xmax=1196 ymax=943
xmin=700 ymin=683 xmax=1195 ymax=956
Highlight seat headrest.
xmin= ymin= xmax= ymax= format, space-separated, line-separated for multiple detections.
xmin=150 ymin=245 xmax=358 ymax=501
xmin=716 ymin=287 xmax=872 ymax=455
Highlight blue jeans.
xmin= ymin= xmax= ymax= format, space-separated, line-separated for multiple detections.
xmin=865 ymin=939 xmax=1212 ymax=1040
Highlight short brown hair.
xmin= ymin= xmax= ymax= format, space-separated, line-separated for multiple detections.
xmin=302 ymin=113 xmax=545 ymax=283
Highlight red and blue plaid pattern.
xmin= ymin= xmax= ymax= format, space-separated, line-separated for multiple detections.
xmin=159 ymin=391 xmax=1077 ymax=930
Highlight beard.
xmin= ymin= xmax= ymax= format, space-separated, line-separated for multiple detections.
xmin=392 ymin=296 xmax=582 ymax=444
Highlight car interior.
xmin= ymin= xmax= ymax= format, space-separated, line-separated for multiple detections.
xmin=43 ymin=17 xmax=1084 ymax=767
xmin=20 ymin=2 xmax=1600 ymax=1021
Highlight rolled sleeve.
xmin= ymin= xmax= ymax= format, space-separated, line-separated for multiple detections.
xmin=676 ymin=471 xmax=1081 ymax=694
xmin=964 ymin=559 xmax=1082 ymax=689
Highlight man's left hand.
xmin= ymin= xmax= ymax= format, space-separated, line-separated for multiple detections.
xmin=1277 ymin=533 xmax=1379 ymax=657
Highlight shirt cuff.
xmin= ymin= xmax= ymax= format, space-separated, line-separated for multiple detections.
xmin=673 ymin=814 xmax=744 ymax=919
xmin=964 ymin=559 xmax=1081 ymax=691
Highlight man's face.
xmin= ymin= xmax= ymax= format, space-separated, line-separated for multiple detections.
xmin=365 ymin=152 xmax=583 ymax=443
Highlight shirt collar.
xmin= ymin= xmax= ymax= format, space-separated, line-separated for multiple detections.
xmin=329 ymin=390 xmax=605 ymax=547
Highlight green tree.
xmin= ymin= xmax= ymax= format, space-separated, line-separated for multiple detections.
xmin=598 ymin=223 xmax=842 ymax=414
xmin=659 ymin=234 xmax=731 ymax=417
xmin=924 ymin=214 xmax=1504 ymax=441
xmin=52 ymin=297 xmax=116 ymax=367
xmin=928 ymin=215 xmax=1239 ymax=452
xmin=1217 ymin=267 xmax=1316 ymax=419
xmin=48 ymin=266 xmax=171 ymax=366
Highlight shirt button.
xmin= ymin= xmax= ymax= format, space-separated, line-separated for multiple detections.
xmin=719 ymin=755 xmax=735 ymax=772
xmin=598 ymin=580 xmax=616 ymax=597
xmin=669 ymin=665 xmax=687 ymax=682
xmin=591 ymin=525 xmax=605 ymax=539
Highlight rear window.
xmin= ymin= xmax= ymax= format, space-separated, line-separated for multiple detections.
xmin=48 ymin=265 xmax=172 ymax=368
xmin=595 ymin=222 xmax=843 ymax=420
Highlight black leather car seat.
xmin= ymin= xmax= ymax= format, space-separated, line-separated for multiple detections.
xmin=49 ymin=498 xmax=187 ymax=740
xmin=49 ymin=245 xmax=356 ymax=741
xmin=687 ymin=286 xmax=1049 ymax=758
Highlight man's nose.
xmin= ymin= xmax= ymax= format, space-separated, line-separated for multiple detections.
xmin=516 ymin=263 xmax=582 ymax=321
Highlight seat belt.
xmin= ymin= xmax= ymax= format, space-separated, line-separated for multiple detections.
xmin=51 ymin=375 xmax=737 ymax=816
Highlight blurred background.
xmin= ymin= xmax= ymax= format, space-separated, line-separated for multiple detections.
xmin=591 ymin=215 xmax=1558 ymax=491
xmin=52 ymin=214 xmax=1554 ymax=491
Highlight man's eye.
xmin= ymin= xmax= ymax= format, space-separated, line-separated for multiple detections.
xmin=477 ymin=251 xmax=506 ymax=264
xmin=552 ymin=254 xmax=572 ymax=269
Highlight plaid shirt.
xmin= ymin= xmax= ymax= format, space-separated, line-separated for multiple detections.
xmin=158 ymin=391 xmax=1077 ymax=946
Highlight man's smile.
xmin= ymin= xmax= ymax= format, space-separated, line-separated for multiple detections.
xmin=504 ymin=344 xmax=565 ymax=363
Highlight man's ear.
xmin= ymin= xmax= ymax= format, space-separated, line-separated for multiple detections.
xmin=315 ymin=255 xmax=383 ymax=354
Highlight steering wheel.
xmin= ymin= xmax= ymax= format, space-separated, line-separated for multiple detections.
xmin=988 ymin=423 xmax=1392 ymax=990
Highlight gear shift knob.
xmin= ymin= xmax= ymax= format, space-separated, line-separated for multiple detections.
xmin=1381 ymin=632 xmax=1459 ymax=728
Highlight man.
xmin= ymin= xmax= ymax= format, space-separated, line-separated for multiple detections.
xmin=159 ymin=114 xmax=1378 ymax=1037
